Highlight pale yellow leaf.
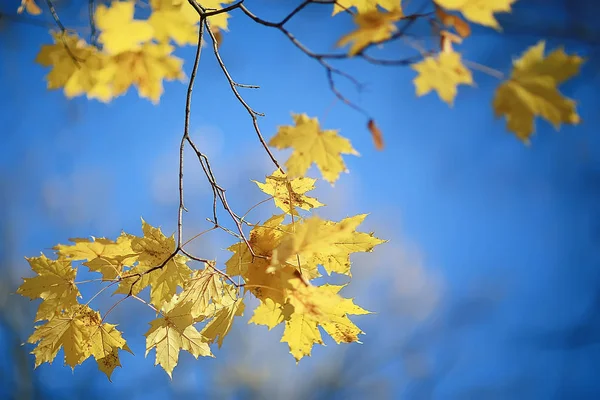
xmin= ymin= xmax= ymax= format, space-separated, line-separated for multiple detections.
xmin=412 ymin=50 xmax=473 ymax=105
xmin=493 ymin=41 xmax=584 ymax=142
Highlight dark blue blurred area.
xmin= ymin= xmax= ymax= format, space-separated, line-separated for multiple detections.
xmin=1 ymin=0 xmax=600 ymax=399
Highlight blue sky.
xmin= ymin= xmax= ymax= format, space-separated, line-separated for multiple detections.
xmin=1 ymin=0 xmax=600 ymax=398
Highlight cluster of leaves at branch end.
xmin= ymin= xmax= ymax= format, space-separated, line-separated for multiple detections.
xmin=30 ymin=0 xmax=232 ymax=103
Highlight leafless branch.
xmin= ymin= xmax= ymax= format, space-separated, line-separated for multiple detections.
xmin=203 ymin=18 xmax=284 ymax=171
xmin=88 ymin=0 xmax=97 ymax=45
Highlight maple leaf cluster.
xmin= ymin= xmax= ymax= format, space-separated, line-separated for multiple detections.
xmin=23 ymin=0 xmax=585 ymax=142
xmin=32 ymin=0 xmax=231 ymax=103
xmin=15 ymin=0 xmax=588 ymax=382
xmin=332 ymin=0 xmax=584 ymax=142
xmin=17 ymin=110 xmax=386 ymax=377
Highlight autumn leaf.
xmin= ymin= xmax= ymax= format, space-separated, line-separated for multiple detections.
xmin=36 ymin=33 xmax=95 ymax=91
xmin=96 ymin=1 xmax=154 ymax=54
xmin=35 ymin=33 xmax=117 ymax=102
xmin=249 ymin=298 xmax=292 ymax=330
xmin=27 ymin=304 xmax=129 ymax=378
xmin=281 ymin=283 xmax=370 ymax=361
xmin=337 ymin=9 xmax=403 ymax=56
xmin=273 ymin=216 xmax=357 ymax=268
xmin=435 ymin=5 xmax=471 ymax=37
xmin=115 ymin=219 xmax=192 ymax=306
xmin=112 ymin=43 xmax=185 ymax=103
xmin=54 ymin=234 xmax=137 ymax=280
xmin=225 ymin=214 xmax=300 ymax=303
xmin=89 ymin=322 xmax=133 ymax=380
xmin=149 ymin=0 xmax=199 ymax=45
xmin=332 ymin=0 xmax=400 ymax=16
xmin=201 ymin=297 xmax=245 ymax=348
xmin=225 ymin=214 xmax=287 ymax=278
xmin=269 ymin=113 xmax=358 ymax=184
xmin=412 ymin=50 xmax=473 ymax=106
xmin=145 ymin=300 xmax=213 ymax=378
xmin=17 ymin=254 xmax=81 ymax=322
xmin=302 ymin=214 xmax=386 ymax=277
xmin=254 ymin=170 xmax=324 ymax=215
xmin=18 ymin=0 xmax=41 ymax=15
xmin=493 ymin=41 xmax=584 ymax=142
xmin=433 ymin=0 xmax=516 ymax=29
xmin=177 ymin=267 xmax=225 ymax=319
xmin=367 ymin=119 xmax=384 ymax=150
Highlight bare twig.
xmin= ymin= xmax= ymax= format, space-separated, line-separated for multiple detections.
xmin=88 ymin=0 xmax=97 ymax=46
xmin=203 ymin=18 xmax=283 ymax=171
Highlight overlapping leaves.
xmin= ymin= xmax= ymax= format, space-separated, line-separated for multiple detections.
xmin=32 ymin=0 xmax=233 ymax=103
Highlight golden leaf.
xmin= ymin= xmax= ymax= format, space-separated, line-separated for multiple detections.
xmin=18 ymin=0 xmax=41 ymax=15
xmin=201 ymin=297 xmax=244 ymax=348
xmin=17 ymin=254 xmax=80 ymax=322
xmin=433 ymin=0 xmax=516 ymax=29
xmin=55 ymin=234 xmax=137 ymax=280
xmin=145 ymin=301 xmax=213 ymax=378
xmin=412 ymin=50 xmax=473 ymax=106
xmin=254 ymin=170 xmax=324 ymax=215
xmin=493 ymin=41 xmax=584 ymax=142
xmin=269 ymin=113 xmax=358 ymax=184
xmin=96 ymin=1 xmax=154 ymax=54
xmin=336 ymin=9 xmax=403 ymax=56
xmin=27 ymin=304 xmax=129 ymax=377
xmin=435 ymin=5 xmax=471 ymax=37
xmin=115 ymin=219 xmax=192 ymax=306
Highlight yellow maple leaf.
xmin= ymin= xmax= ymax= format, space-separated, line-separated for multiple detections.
xmin=333 ymin=0 xmax=400 ymax=15
xmin=304 ymin=214 xmax=386 ymax=277
xmin=281 ymin=313 xmax=323 ymax=361
xmin=336 ymin=9 xmax=403 ymax=56
xmin=281 ymin=283 xmax=369 ymax=361
xmin=115 ymin=219 xmax=191 ymax=306
xmin=54 ymin=234 xmax=137 ymax=280
xmin=89 ymin=322 xmax=132 ymax=380
xmin=96 ymin=1 xmax=154 ymax=54
xmin=412 ymin=50 xmax=473 ymax=106
xmin=145 ymin=300 xmax=213 ymax=378
xmin=63 ymin=52 xmax=117 ymax=103
xmin=225 ymin=214 xmax=287 ymax=278
xmin=249 ymin=298 xmax=292 ymax=330
xmin=36 ymin=33 xmax=95 ymax=91
xmin=17 ymin=254 xmax=81 ymax=322
xmin=269 ymin=113 xmax=358 ymax=184
xmin=18 ymin=0 xmax=41 ymax=15
xmin=35 ymin=33 xmax=119 ymax=102
xmin=27 ymin=304 xmax=129 ymax=374
xmin=177 ymin=267 xmax=225 ymax=319
xmin=254 ymin=170 xmax=324 ymax=215
xmin=433 ymin=0 xmax=516 ymax=29
xmin=493 ymin=41 xmax=584 ymax=142
xmin=273 ymin=216 xmax=356 ymax=269
xmin=149 ymin=3 xmax=199 ymax=45
xmin=225 ymin=214 xmax=301 ymax=303
xmin=112 ymin=43 xmax=184 ymax=103
xmin=201 ymin=297 xmax=244 ymax=348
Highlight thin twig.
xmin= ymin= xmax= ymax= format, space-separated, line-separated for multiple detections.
xmin=204 ymin=18 xmax=283 ymax=171
xmin=180 ymin=248 xmax=239 ymax=287
xmin=88 ymin=0 xmax=97 ymax=46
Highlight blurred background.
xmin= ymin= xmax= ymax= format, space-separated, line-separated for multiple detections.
xmin=1 ymin=0 xmax=600 ymax=398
